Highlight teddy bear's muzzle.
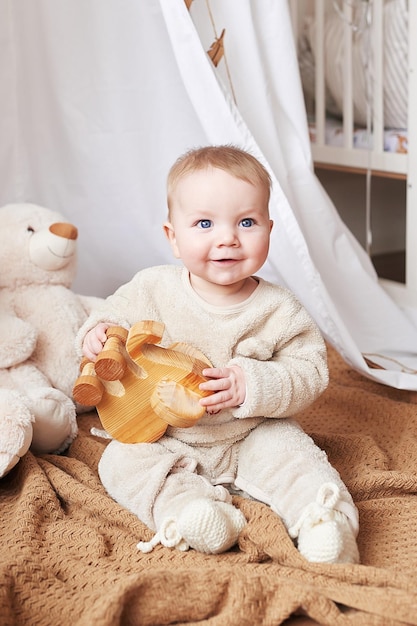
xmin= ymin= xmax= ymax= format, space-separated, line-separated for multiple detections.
xmin=29 ymin=221 xmax=78 ymax=271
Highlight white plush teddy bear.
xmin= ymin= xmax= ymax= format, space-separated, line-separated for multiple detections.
xmin=0 ymin=203 xmax=101 ymax=477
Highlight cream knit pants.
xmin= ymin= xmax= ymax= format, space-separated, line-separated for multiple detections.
xmin=98 ymin=418 xmax=359 ymax=536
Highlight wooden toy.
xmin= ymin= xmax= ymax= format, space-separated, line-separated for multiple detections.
xmin=73 ymin=320 xmax=213 ymax=443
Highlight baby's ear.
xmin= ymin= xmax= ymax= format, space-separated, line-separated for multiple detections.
xmin=163 ymin=222 xmax=181 ymax=259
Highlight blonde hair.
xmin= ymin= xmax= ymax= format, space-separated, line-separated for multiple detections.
xmin=167 ymin=145 xmax=272 ymax=214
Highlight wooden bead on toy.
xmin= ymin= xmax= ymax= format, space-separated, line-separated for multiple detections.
xmin=73 ymin=320 xmax=213 ymax=444
xmin=73 ymin=358 xmax=104 ymax=406
xmin=94 ymin=326 xmax=129 ymax=381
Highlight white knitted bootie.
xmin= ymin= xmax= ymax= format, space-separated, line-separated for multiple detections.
xmin=137 ymin=498 xmax=246 ymax=554
xmin=175 ymin=499 xmax=247 ymax=554
xmin=288 ymin=483 xmax=359 ymax=564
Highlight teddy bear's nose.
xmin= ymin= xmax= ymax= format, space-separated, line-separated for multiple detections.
xmin=49 ymin=222 xmax=78 ymax=240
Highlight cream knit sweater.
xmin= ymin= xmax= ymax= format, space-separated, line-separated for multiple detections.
xmin=76 ymin=265 xmax=329 ymax=446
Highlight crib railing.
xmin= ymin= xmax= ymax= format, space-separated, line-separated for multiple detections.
xmin=290 ymin=0 xmax=417 ymax=308
xmin=290 ymin=0 xmax=407 ymax=177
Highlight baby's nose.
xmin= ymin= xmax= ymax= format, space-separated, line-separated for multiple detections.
xmin=217 ymin=228 xmax=238 ymax=245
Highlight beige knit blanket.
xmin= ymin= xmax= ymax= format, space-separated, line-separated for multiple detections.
xmin=2 ymin=345 xmax=417 ymax=626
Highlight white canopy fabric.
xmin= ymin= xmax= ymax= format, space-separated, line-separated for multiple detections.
xmin=1 ymin=0 xmax=417 ymax=389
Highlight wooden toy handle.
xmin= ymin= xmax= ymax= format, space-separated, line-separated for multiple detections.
xmin=73 ymin=357 xmax=104 ymax=406
xmin=94 ymin=326 xmax=129 ymax=381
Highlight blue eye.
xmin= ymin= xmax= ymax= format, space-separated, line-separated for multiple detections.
xmin=240 ymin=218 xmax=254 ymax=228
xmin=198 ymin=219 xmax=212 ymax=229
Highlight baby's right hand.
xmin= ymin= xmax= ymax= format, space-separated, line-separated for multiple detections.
xmin=82 ymin=323 xmax=111 ymax=361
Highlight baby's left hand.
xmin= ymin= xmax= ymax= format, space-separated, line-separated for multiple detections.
xmin=199 ymin=365 xmax=246 ymax=414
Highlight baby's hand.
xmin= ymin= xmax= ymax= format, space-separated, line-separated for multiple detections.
xmin=199 ymin=365 xmax=246 ymax=414
xmin=82 ymin=323 xmax=111 ymax=361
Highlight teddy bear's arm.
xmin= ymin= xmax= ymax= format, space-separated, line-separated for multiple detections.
xmin=0 ymin=313 xmax=37 ymax=368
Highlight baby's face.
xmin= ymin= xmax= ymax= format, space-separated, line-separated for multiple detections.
xmin=164 ymin=167 xmax=273 ymax=298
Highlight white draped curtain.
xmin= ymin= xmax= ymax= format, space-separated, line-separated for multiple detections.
xmin=2 ymin=0 xmax=417 ymax=389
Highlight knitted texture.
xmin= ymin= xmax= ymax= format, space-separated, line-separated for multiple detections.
xmin=137 ymin=500 xmax=247 ymax=554
xmin=289 ymin=483 xmax=360 ymax=563
xmin=2 ymin=345 xmax=417 ymax=625
xmin=176 ymin=499 xmax=247 ymax=553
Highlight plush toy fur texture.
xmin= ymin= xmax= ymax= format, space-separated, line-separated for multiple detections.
xmin=0 ymin=203 xmax=101 ymax=477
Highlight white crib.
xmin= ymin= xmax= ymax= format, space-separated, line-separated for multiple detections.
xmin=290 ymin=0 xmax=417 ymax=308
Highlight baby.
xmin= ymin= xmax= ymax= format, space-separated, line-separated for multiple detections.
xmin=77 ymin=145 xmax=359 ymax=563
